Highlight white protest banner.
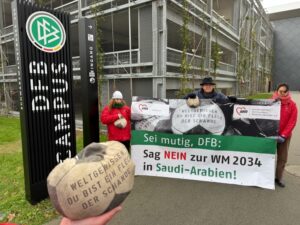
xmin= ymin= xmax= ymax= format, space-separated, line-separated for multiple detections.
xmin=131 ymin=97 xmax=279 ymax=189
xmin=131 ymin=131 xmax=276 ymax=189
xmin=233 ymin=102 xmax=280 ymax=120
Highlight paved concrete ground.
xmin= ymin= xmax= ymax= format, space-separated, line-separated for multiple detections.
xmin=285 ymin=92 xmax=300 ymax=177
xmin=46 ymin=92 xmax=300 ymax=225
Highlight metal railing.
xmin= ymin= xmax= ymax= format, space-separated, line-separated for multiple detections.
xmin=171 ymin=0 xmax=209 ymax=28
xmin=1 ymin=35 xmax=14 ymax=43
xmin=167 ymin=47 xmax=204 ymax=67
xmin=103 ymin=49 xmax=139 ymax=66
xmin=0 ymin=25 xmax=13 ymax=36
xmin=83 ymin=0 xmax=124 ymax=10
xmin=212 ymin=10 xmax=237 ymax=34
xmin=171 ymin=1 xmax=236 ymax=35
xmin=72 ymin=49 xmax=140 ymax=69
xmin=4 ymin=65 xmax=17 ymax=74
xmin=54 ymin=0 xmax=78 ymax=13
xmin=219 ymin=61 xmax=235 ymax=72
xmin=85 ymin=0 xmax=108 ymax=7
xmin=210 ymin=59 xmax=235 ymax=73
xmin=191 ymin=0 xmax=207 ymax=12
xmin=172 ymin=0 xmax=207 ymax=12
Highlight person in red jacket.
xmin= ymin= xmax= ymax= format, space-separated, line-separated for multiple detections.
xmin=272 ymin=83 xmax=298 ymax=187
xmin=101 ymin=91 xmax=131 ymax=152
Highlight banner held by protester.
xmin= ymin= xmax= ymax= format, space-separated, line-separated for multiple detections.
xmin=131 ymin=97 xmax=280 ymax=189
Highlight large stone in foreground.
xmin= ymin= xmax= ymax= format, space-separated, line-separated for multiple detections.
xmin=47 ymin=141 xmax=135 ymax=220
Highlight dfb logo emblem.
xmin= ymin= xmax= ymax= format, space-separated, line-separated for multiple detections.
xmin=26 ymin=11 xmax=66 ymax=53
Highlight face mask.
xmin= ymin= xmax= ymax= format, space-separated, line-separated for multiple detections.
xmin=113 ymin=102 xmax=124 ymax=108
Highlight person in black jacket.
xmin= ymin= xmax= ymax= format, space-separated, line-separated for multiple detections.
xmin=185 ymin=77 xmax=227 ymax=101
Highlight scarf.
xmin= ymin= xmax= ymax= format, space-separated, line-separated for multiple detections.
xmin=201 ymin=89 xmax=217 ymax=99
xmin=272 ymin=91 xmax=291 ymax=105
xmin=113 ymin=102 xmax=124 ymax=108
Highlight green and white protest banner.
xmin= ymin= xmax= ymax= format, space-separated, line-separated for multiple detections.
xmin=131 ymin=97 xmax=280 ymax=189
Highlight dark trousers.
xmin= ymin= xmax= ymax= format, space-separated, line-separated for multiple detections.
xmin=276 ymin=137 xmax=291 ymax=180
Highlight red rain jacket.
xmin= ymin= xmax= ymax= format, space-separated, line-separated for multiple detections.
xmin=100 ymin=105 xmax=131 ymax=141
xmin=272 ymin=92 xmax=298 ymax=138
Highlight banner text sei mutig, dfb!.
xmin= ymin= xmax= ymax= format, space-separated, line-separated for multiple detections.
xmin=143 ymin=133 xmax=221 ymax=148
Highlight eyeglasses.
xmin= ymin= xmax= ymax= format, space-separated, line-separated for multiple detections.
xmin=278 ymin=90 xmax=287 ymax=94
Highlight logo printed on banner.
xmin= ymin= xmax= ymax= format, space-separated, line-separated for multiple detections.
xmin=26 ymin=11 xmax=66 ymax=53
xmin=233 ymin=103 xmax=280 ymax=120
xmin=236 ymin=106 xmax=248 ymax=115
xmin=131 ymin=101 xmax=170 ymax=117
xmin=138 ymin=104 xmax=149 ymax=112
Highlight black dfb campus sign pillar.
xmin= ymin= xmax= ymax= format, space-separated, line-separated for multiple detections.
xmin=12 ymin=0 xmax=76 ymax=203
xmin=79 ymin=18 xmax=99 ymax=146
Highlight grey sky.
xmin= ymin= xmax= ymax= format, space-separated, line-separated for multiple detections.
xmin=261 ymin=0 xmax=300 ymax=8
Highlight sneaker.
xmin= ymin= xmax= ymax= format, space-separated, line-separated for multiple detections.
xmin=275 ymin=178 xmax=285 ymax=188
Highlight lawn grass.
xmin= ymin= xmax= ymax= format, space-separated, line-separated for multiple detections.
xmin=0 ymin=116 xmax=57 ymax=225
xmin=246 ymin=92 xmax=272 ymax=99
xmin=0 ymin=152 xmax=58 ymax=224
xmin=0 ymin=116 xmax=107 ymax=225
xmin=0 ymin=116 xmax=21 ymax=144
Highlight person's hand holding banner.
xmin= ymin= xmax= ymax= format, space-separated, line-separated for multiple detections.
xmin=277 ymin=136 xmax=286 ymax=143
xmin=269 ymin=136 xmax=286 ymax=143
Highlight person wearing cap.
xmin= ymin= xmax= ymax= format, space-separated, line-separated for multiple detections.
xmin=101 ymin=91 xmax=131 ymax=152
xmin=185 ymin=76 xmax=227 ymax=101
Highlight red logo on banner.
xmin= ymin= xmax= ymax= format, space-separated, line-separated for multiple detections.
xmin=236 ymin=106 xmax=248 ymax=115
xmin=138 ymin=104 xmax=148 ymax=112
